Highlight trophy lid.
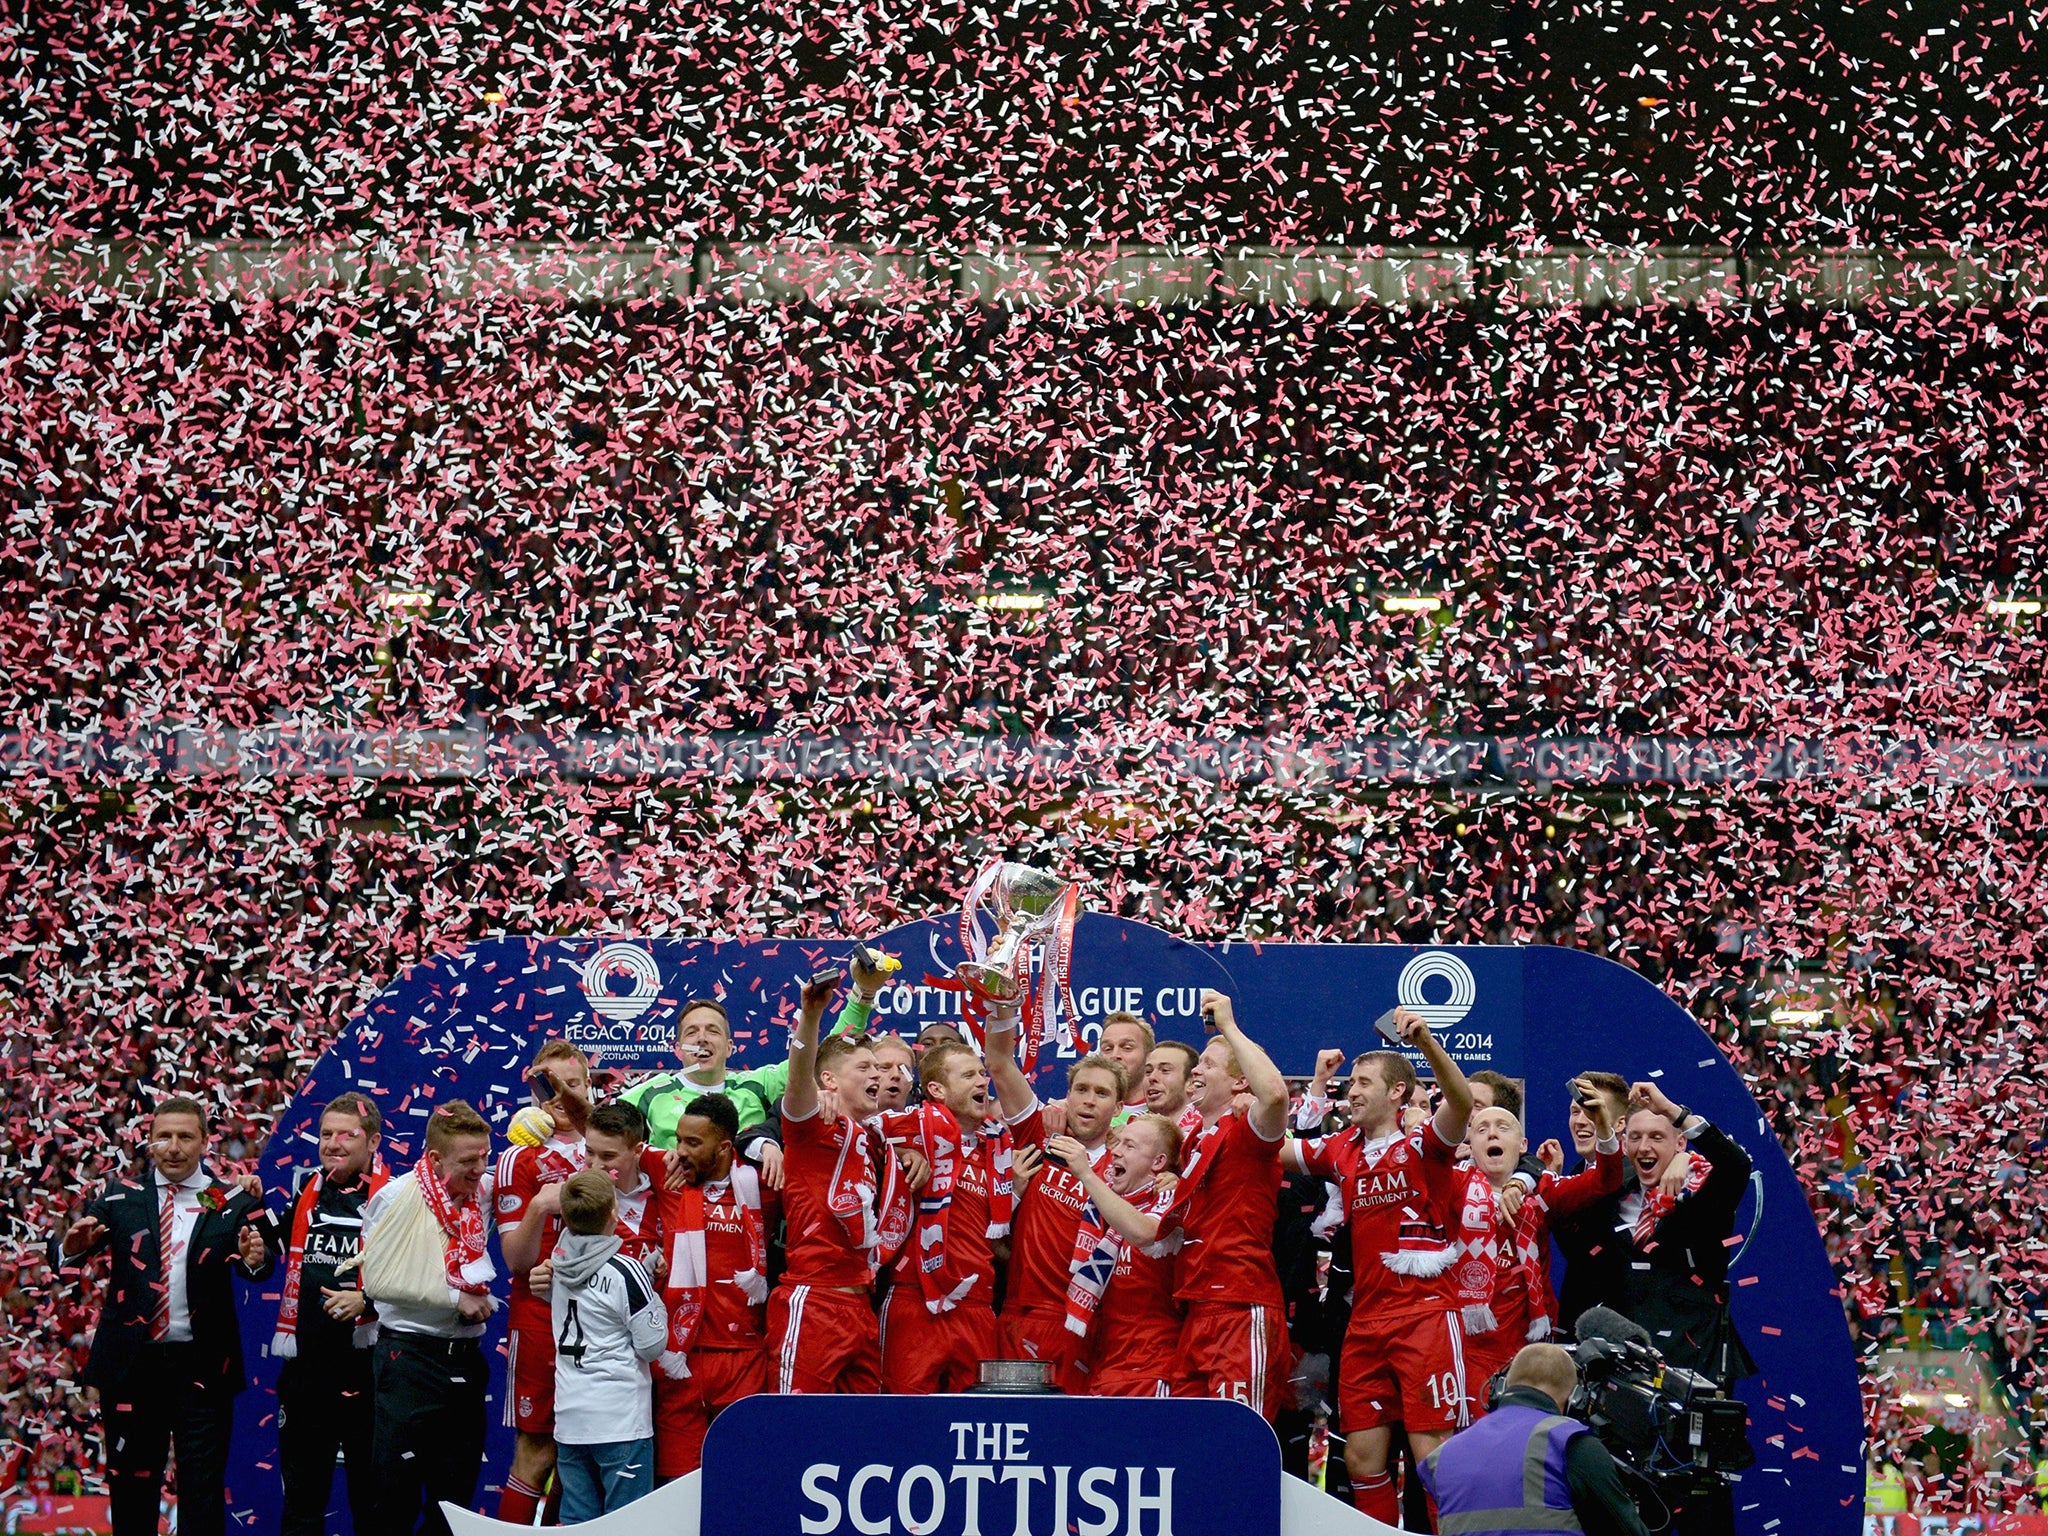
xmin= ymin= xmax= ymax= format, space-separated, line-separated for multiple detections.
xmin=993 ymin=862 xmax=1071 ymax=919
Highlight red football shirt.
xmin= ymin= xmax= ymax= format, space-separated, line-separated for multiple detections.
xmin=1089 ymin=1193 xmax=1182 ymax=1380
xmin=697 ymin=1172 xmax=776 ymax=1347
xmin=1003 ymin=1102 xmax=1111 ymax=1316
xmin=887 ymin=1131 xmax=999 ymax=1309
xmin=612 ymin=1175 xmax=661 ymax=1267
xmin=1295 ymin=1121 xmax=1458 ymax=1321
xmin=1165 ymin=1110 xmax=1283 ymax=1307
xmin=493 ymin=1134 xmax=585 ymax=1333
xmin=780 ymin=1106 xmax=879 ymax=1288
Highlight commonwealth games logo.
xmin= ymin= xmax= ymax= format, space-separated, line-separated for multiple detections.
xmin=579 ymin=941 xmax=662 ymax=1022
xmin=1396 ymin=950 xmax=1476 ymax=1029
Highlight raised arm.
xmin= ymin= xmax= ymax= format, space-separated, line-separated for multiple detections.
xmin=51 ymin=1188 xmax=116 ymax=1269
xmin=1206 ymin=991 xmax=1288 ymax=1142
xmin=1387 ymin=1008 xmax=1472 ymax=1148
xmin=982 ymin=1003 xmax=1037 ymax=1123
xmin=780 ymin=971 xmax=839 ymax=1120
xmin=1630 ymin=1081 xmax=1753 ymax=1216
xmin=501 ymin=1181 xmax=560 ymax=1274
xmin=1048 ymin=1136 xmax=1159 ymax=1246
xmin=747 ymin=951 xmax=881 ymax=1115
xmin=1542 ymin=1083 xmax=1624 ymax=1214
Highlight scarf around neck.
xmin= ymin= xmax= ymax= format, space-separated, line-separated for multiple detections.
xmin=883 ymin=1101 xmax=1016 ymax=1314
xmin=417 ymin=1155 xmax=491 ymax=1295
xmin=658 ymin=1163 xmax=767 ymax=1380
xmin=273 ymin=1159 xmax=390 ymax=1358
xmin=1632 ymin=1149 xmax=1711 ymax=1247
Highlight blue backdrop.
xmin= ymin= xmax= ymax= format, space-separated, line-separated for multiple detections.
xmin=230 ymin=916 xmax=1860 ymax=1534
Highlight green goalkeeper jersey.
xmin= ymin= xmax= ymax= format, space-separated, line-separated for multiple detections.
xmin=621 ymin=993 xmax=871 ymax=1150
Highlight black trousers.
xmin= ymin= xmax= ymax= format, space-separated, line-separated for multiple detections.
xmin=102 ymin=1342 xmax=233 ymax=1536
xmin=277 ymin=1350 xmax=375 ymax=1536
xmin=372 ymin=1332 xmax=488 ymax=1536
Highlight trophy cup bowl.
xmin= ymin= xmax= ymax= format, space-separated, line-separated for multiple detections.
xmin=956 ymin=863 xmax=1072 ymax=1000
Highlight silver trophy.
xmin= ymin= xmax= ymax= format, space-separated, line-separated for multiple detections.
xmin=955 ymin=863 xmax=1075 ymax=1001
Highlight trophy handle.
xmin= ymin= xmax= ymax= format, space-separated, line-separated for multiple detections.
xmin=958 ymin=911 xmax=1031 ymax=1000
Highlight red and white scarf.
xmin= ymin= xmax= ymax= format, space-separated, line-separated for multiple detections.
xmin=658 ymin=1165 xmax=767 ymax=1381
xmin=417 ymin=1154 xmax=491 ymax=1295
xmin=1632 ymin=1150 xmax=1710 ymax=1247
xmin=823 ymin=1116 xmax=913 ymax=1280
xmin=272 ymin=1160 xmax=389 ymax=1358
xmin=883 ymin=1102 xmax=1016 ymax=1314
xmin=1064 ymin=1173 xmax=1166 ymax=1340
xmin=1447 ymin=1170 xmax=1550 ymax=1338
xmin=1359 ymin=1129 xmax=1456 ymax=1279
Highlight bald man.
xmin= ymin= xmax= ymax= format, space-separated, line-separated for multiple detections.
xmin=1419 ymin=1344 xmax=1648 ymax=1536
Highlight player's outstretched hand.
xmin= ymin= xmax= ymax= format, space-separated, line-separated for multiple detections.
xmin=1629 ymin=1080 xmax=1682 ymax=1123
xmin=1659 ymin=1149 xmax=1695 ymax=1198
xmin=1045 ymin=1135 xmax=1091 ymax=1175
xmin=1382 ymin=1007 xmax=1430 ymax=1049
xmin=800 ymin=970 xmax=839 ymax=1015
xmin=1311 ymin=1048 xmax=1346 ymax=1090
xmin=850 ymin=944 xmax=897 ymax=999
xmin=1199 ymin=990 xmax=1235 ymax=1034
xmin=897 ymin=1145 xmax=932 ymax=1192
xmin=1496 ymin=1182 xmax=1525 ymax=1228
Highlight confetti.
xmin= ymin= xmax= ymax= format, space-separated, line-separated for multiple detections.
xmin=4 ymin=0 xmax=2047 ymax=1509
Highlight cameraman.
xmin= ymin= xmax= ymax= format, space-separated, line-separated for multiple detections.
xmin=1420 ymin=1344 xmax=1649 ymax=1536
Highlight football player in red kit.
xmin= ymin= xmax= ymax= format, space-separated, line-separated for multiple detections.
xmin=650 ymin=1092 xmax=773 ymax=1479
xmin=1056 ymin=990 xmax=1292 ymax=1421
xmin=1282 ymin=1009 xmax=1474 ymax=1525
xmin=580 ymin=1103 xmax=666 ymax=1266
xmin=876 ymin=1042 xmax=1014 ymax=1392
xmin=983 ymin=1005 xmax=1127 ymax=1383
xmin=1450 ymin=1090 xmax=1623 ymax=1405
xmin=493 ymin=1040 xmax=594 ymax=1526
xmin=1047 ymin=1112 xmax=1185 ymax=1397
xmin=767 ymin=971 xmax=912 ymax=1395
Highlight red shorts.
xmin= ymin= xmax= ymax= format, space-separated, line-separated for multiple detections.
xmin=1174 ymin=1300 xmax=1291 ymax=1422
xmin=1087 ymin=1368 xmax=1174 ymax=1398
xmin=1460 ymin=1333 xmax=1523 ymax=1418
xmin=997 ymin=1307 xmax=1084 ymax=1392
xmin=1338 ymin=1308 xmax=1469 ymax=1436
xmin=767 ymin=1284 xmax=879 ymax=1395
xmin=881 ymin=1289 xmax=1000 ymax=1394
xmin=504 ymin=1321 xmax=555 ymax=1434
xmin=653 ymin=1346 xmax=767 ymax=1478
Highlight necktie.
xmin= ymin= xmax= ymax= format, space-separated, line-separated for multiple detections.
xmin=152 ymin=1185 xmax=176 ymax=1340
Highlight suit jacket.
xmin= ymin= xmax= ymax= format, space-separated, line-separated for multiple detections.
xmin=1578 ymin=1121 xmax=1757 ymax=1386
xmin=1551 ymin=1163 xmax=1626 ymax=1338
xmin=50 ymin=1170 xmax=273 ymax=1397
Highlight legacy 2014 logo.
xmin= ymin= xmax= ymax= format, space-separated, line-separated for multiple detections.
xmin=1396 ymin=950 xmax=1475 ymax=1029
xmin=578 ymin=941 xmax=662 ymax=1022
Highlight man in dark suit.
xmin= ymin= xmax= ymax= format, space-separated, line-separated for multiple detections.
xmin=1546 ymin=1070 xmax=1633 ymax=1336
xmin=1579 ymin=1079 xmax=1757 ymax=1389
xmin=50 ymin=1095 xmax=273 ymax=1536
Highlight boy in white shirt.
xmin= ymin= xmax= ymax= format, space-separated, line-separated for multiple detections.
xmin=549 ymin=1170 xmax=667 ymax=1522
